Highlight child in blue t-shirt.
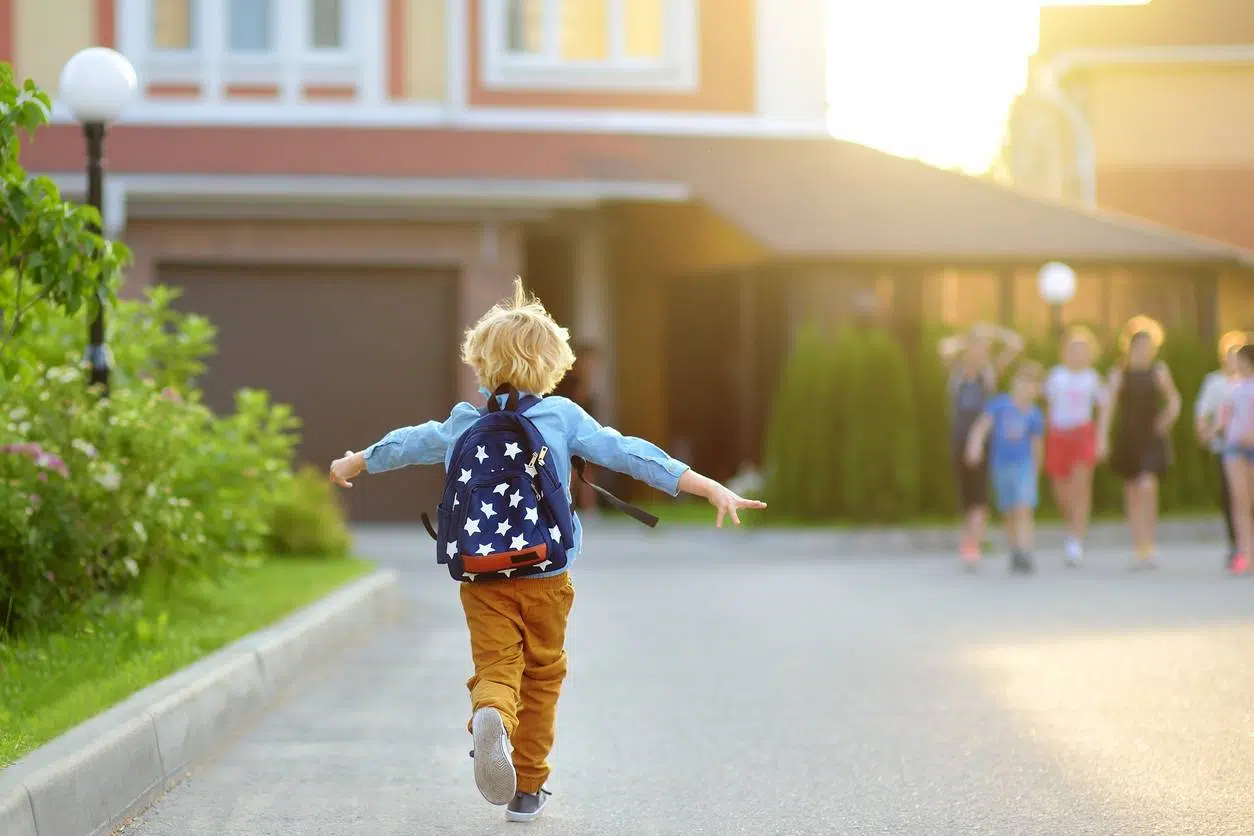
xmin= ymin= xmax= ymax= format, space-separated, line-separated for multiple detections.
xmin=964 ymin=361 xmax=1046 ymax=574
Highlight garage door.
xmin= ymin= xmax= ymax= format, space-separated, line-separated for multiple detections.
xmin=163 ymin=263 xmax=457 ymax=522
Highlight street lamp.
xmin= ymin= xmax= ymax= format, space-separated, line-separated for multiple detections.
xmin=1038 ymin=261 xmax=1077 ymax=340
xmin=58 ymin=47 xmax=137 ymax=394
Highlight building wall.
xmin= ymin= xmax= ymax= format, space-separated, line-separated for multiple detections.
xmin=1038 ymin=0 xmax=1254 ymax=54
xmin=2 ymin=0 xmax=828 ymax=126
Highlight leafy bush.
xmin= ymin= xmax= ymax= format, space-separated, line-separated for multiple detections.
xmin=266 ymin=466 xmax=353 ymax=558
xmin=841 ymin=328 xmax=919 ymax=522
xmin=761 ymin=320 xmax=1221 ymax=526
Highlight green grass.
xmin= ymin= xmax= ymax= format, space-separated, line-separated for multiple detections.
xmin=0 ymin=556 xmax=372 ymax=768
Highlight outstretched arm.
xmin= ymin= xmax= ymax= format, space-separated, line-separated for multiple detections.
xmin=964 ymin=413 xmax=993 ymax=466
xmin=329 ymin=405 xmax=475 ymax=488
xmin=1154 ymin=363 xmax=1182 ymax=435
xmin=566 ymin=404 xmax=765 ymax=527
xmin=1099 ymin=368 xmax=1122 ymax=454
xmin=991 ymin=325 xmax=1025 ymax=375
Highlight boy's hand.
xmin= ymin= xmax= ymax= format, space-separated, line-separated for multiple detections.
xmin=677 ymin=470 xmax=766 ymax=528
xmin=964 ymin=447 xmax=982 ymax=467
xmin=707 ymin=482 xmax=767 ymax=528
xmin=329 ymin=450 xmax=365 ymax=488
xmin=1095 ymin=436 xmax=1109 ymax=461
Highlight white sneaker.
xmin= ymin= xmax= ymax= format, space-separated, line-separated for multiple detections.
xmin=471 ymin=708 xmax=517 ymax=805
xmin=1064 ymin=538 xmax=1084 ymax=567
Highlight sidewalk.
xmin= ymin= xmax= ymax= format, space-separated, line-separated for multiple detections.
xmin=577 ymin=514 xmax=1225 ymax=556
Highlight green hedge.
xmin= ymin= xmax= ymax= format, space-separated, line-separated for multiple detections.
xmin=764 ymin=323 xmax=1221 ymax=523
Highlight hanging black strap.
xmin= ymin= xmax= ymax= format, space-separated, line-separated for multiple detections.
xmin=573 ymin=457 xmax=659 ymax=528
xmin=421 ymin=512 xmax=438 ymax=541
xmin=485 ymin=383 xmax=520 ymax=413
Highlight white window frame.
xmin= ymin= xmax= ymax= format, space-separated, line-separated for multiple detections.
xmin=119 ymin=0 xmax=381 ymax=102
xmin=481 ymin=0 xmax=699 ymax=92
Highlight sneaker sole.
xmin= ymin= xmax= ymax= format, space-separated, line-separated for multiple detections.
xmin=505 ymin=797 xmax=548 ymax=823
xmin=472 ymin=709 xmax=516 ymax=806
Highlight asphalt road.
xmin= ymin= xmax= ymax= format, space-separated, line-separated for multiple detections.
xmin=120 ymin=524 xmax=1254 ymax=835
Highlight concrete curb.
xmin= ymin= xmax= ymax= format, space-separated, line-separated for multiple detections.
xmin=0 ymin=568 xmax=401 ymax=836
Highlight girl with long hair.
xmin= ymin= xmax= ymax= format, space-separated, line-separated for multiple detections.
xmin=939 ymin=323 xmax=1024 ymax=567
xmin=1101 ymin=316 xmax=1182 ymax=570
xmin=1194 ymin=330 xmax=1250 ymax=571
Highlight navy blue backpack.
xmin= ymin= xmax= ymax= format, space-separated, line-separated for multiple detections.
xmin=421 ymin=384 xmax=658 ymax=582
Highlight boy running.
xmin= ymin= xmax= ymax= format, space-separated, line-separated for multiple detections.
xmin=1043 ymin=326 xmax=1108 ymax=567
xmin=328 ymin=279 xmax=765 ymax=822
xmin=965 ymin=361 xmax=1046 ymax=574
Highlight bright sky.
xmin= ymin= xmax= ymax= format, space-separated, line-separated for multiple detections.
xmin=826 ymin=0 xmax=1150 ymax=174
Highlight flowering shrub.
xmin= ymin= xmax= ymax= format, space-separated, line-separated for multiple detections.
xmin=0 ymin=351 xmax=299 ymax=633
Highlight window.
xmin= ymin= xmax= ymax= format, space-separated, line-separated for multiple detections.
xmin=484 ymin=0 xmax=697 ymax=91
xmin=309 ymin=0 xmax=345 ymax=50
xmin=127 ymin=0 xmax=376 ymax=99
xmin=228 ymin=0 xmax=274 ymax=52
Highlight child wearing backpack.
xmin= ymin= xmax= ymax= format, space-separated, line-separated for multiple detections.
xmin=328 ymin=279 xmax=765 ymax=822
xmin=964 ymin=361 xmax=1046 ymax=575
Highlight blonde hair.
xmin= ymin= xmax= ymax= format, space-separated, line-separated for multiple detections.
xmin=1218 ymin=329 xmax=1249 ymax=362
xmin=460 ymin=277 xmax=575 ymax=395
xmin=1014 ymin=359 xmax=1044 ymax=383
xmin=1118 ymin=315 xmax=1164 ymax=355
xmin=1062 ymin=324 xmax=1100 ymax=355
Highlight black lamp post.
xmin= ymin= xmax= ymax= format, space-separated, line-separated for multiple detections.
xmin=58 ymin=47 xmax=137 ymax=395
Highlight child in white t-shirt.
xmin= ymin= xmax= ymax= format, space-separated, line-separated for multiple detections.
xmin=1043 ymin=326 xmax=1109 ymax=566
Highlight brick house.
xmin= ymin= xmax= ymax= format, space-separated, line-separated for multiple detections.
xmin=4 ymin=0 xmax=1252 ymax=518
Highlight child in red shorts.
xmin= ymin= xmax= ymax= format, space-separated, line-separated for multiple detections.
xmin=1043 ymin=326 xmax=1109 ymax=567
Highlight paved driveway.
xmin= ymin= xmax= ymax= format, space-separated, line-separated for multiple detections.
xmin=121 ymin=525 xmax=1254 ymax=835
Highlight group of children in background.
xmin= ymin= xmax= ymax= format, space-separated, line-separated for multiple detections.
xmin=942 ymin=318 xmax=1254 ymax=575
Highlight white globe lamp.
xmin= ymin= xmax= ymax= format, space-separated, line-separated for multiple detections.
xmin=58 ymin=47 xmax=137 ymax=124
xmin=59 ymin=47 xmax=137 ymax=397
xmin=1038 ymin=261 xmax=1076 ymax=338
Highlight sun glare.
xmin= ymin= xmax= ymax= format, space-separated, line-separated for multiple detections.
xmin=826 ymin=0 xmax=1152 ymax=174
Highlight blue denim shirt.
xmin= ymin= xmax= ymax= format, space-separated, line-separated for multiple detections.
xmin=362 ymin=393 xmax=690 ymax=575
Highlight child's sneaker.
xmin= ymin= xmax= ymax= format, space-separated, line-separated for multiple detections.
xmin=1064 ymin=538 xmax=1083 ymax=568
xmin=960 ymin=539 xmax=981 ymax=570
xmin=1231 ymin=553 xmax=1250 ymax=576
xmin=470 ymin=708 xmax=516 ymax=805
xmin=505 ymin=788 xmax=552 ymax=823
xmin=1009 ymin=550 xmax=1035 ymax=575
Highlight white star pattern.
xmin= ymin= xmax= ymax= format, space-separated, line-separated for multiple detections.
xmin=493 ymin=483 xmax=509 ymax=496
xmin=458 ymin=468 xmax=472 ymax=484
xmin=508 ymin=491 xmax=523 ymax=508
xmin=549 ymin=525 xmax=561 ymax=544
xmin=536 ymin=560 xmax=552 ymax=571
xmin=463 ymin=572 xmax=477 ymax=581
xmin=497 ymin=520 xmax=512 ymax=536
xmin=453 ymin=495 xmax=460 ymax=507
xmin=501 ymin=568 xmax=516 ymax=578
xmin=475 ymin=446 xmax=488 ymax=464
xmin=446 ymin=542 xmax=457 ymax=558
xmin=504 ymin=442 xmax=522 ymax=460
xmin=481 ymin=501 xmax=497 ymax=519
xmin=511 ymin=534 xmax=528 ymax=551
xmin=525 ymin=506 xmax=539 ymax=524
xmin=475 ymin=543 xmax=494 ymax=556
xmin=464 ymin=518 xmax=480 ymax=536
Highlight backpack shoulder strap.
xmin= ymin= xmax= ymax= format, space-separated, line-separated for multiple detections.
xmin=572 ymin=457 xmax=659 ymax=528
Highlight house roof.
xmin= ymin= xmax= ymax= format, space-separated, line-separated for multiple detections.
xmin=624 ymin=135 xmax=1254 ymax=265
xmin=24 ymin=124 xmax=1254 ymax=267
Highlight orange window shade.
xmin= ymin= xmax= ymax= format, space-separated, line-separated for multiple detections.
xmin=623 ymin=0 xmax=663 ymax=58
xmin=153 ymin=0 xmax=195 ymax=49
xmin=559 ymin=0 xmax=609 ymax=61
